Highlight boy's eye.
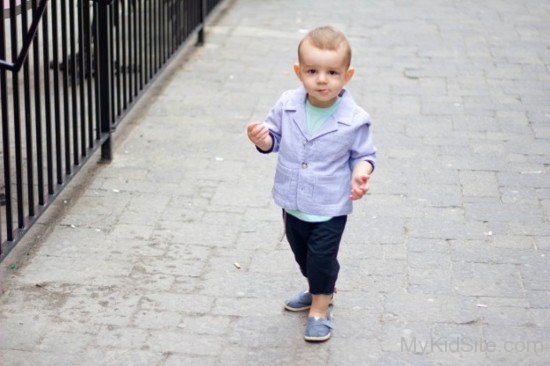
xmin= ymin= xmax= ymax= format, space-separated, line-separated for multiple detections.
xmin=329 ymin=70 xmax=339 ymax=76
xmin=307 ymin=69 xmax=317 ymax=74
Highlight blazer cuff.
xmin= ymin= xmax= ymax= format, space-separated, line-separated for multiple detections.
xmin=256 ymin=132 xmax=275 ymax=154
xmin=366 ymin=160 xmax=375 ymax=173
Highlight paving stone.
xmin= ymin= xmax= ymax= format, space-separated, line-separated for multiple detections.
xmin=520 ymin=257 xmax=550 ymax=291
xmin=229 ymin=315 xmax=302 ymax=349
xmin=244 ymin=347 xmax=304 ymax=365
xmin=384 ymin=293 xmax=481 ymax=324
xmin=327 ymin=338 xmax=382 ymax=365
xmin=16 ymin=254 xmax=135 ymax=286
xmin=407 ymin=183 xmax=463 ymax=207
xmin=379 ymin=320 xmax=433 ymax=353
xmin=79 ymin=348 xmax=165 ymax=365
xmin=464 ymin=200 xmax=543 ymax=224
xmin=57 ymin=289 xmax=142 ymax=327
xmin=478 ymin=306 xmax=534 ymax=327
xmin=201 ymin=265 xmax=293 ymax=297
xmin=452 ymin=262 xmax=524 ymax=297
xmin=93 ymin=326 xmax=150 ymax=349
xmin=408 ymin=268 xmax=454 ymax=295
xmin=140 ymin=293 xmax=214 ymax=314
xmin=0 ymin=284 xmax=72 ymax=315
xmin=37 ymin=329 xmax=96 ymax=355
xmin=406 ymin=217 xmax=488 ymax=240
xmin=180 ymin=315 xmax=232 ymax=336
xmin=459 ymin=170 xmax=500 ymax=197
xmin=212 ymin=297 xmax=281 ymax=317
xmin=0 ymin=313 xmax=50 ymax=351
xmin=0 ymin=350 xmax=81 ymax=366
xmin=407 ymin=250 xmax=451 ymax=269
xmin=534 ymin=236 xmax=550 ymax=251
xmin=146 ymin=330 xmax=225 ymax=356
xmin=164 ymin=353 xmax=218 ymax=366
xmin=529 ymin=309 xmax=550 ymax=328
xmin=218 ymin=345 xmax=249 ymax=366
xmin=131 ymin=309 xmax=183 ymax=330
xmin=406 ymin=238 xmax=450 ymax=253
xmin=483 ymin=326 xmax=550 ymax=365
xmin=449 ymin=240 xmax=496 ymax=263
xmin=489 ymin=235 xmax=536 ymax=250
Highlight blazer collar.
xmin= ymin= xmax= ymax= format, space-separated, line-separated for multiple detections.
xmin=284 ymin=86 xmax=355 ymax=140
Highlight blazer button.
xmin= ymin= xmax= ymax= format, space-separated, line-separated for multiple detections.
xmin=302 ymin=162 xmax=308 ymax=169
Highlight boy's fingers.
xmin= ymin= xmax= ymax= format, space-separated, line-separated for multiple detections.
xmin=358 ymin=175 xmax=370 ymax=184
xmin=250 ymin=127 xmax=263 ymax=139
xmin=253 ymin=129 xmax=268 ymax=142
xmin=247 ymin=122 xmax=263 ymax=134
xmin=349 ymin=185 xmax=368 ymax=200
xmin=254 ymin=125 xmax=268 ymax=137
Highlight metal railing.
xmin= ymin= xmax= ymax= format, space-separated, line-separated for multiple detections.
xmin=0 ymin=0 xmax=224 ymax=262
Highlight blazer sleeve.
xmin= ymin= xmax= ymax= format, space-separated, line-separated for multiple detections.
xmin=256 ymin=91 xmax=289 ymax=154
xmin=349 ymin=115 xmax=376 ymax=171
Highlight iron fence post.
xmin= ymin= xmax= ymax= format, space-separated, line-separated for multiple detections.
xmin=197 ymin=0 xmax=206 ymax=45
xmin=97 ymin=1 xmax=112 ymax=162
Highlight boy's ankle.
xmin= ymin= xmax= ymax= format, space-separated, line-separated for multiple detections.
xmin=308 ymin=310 xmax=329 ymax=319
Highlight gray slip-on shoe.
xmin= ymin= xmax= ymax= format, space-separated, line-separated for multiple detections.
xmin=304 ymin=313 xmax=333 ymax=342
xmin=284 ymin=291 xmax=334 ymax=312
xmin=284 ymin=291 xmax=312 ymax=312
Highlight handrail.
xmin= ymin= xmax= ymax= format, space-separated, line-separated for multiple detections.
xmin=0 ymin=0 xmax=48 ymax=72
xmin=0 ymin=0 xmax=113 ymax=72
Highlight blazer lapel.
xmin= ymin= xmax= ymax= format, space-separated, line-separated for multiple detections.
xmin=291 ymin=107 xmax=309 ymax=139
xmin=285 ymin=87 xmax=309 ymax=139
xmin=309 ymin=89 xmax=354 ymax=140
xmin=309 ymin=115 xmax=339 ymax=140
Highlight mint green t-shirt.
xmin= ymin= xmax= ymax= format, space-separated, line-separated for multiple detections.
xmin=286 ymin=98 xmax=341 ymax=223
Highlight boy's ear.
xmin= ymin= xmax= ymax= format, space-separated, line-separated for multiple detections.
xmin=344 ymin=66 xmax=355 ymax=83
xmin=293 ymin=63 xmax=302 ymax=80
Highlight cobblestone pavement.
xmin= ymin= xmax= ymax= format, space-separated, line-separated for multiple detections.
xmin=1 ymin=0 xmax=549 ymax=364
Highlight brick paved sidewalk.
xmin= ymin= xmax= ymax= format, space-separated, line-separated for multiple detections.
xmin=1 ymin=0 xmax=549 ymax=365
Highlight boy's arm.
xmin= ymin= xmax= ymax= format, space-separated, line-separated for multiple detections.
xmin=349 ymin=116 xmax=376 ymax=200
xmin=350 ymin=161 xmax=373 ymax=200
xmin=247 ymin=91 xmax=289 ymax=154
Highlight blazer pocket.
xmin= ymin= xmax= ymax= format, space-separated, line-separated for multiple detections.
xmin=273 ymin=163 xmax=294 ymax=196
xmin=314 ymin=173 xmax=349 ymax=205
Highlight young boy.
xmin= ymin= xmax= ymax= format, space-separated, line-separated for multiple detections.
xmin=247 ymin=26 xmax=376 ymax=342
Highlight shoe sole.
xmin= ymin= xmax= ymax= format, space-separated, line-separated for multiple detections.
xmin=284 ymin=304 xmax=311 ymax=312
xmin=304 ymin=332 xmax=332 ymax=342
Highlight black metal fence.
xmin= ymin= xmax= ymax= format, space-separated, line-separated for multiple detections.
xmin=0 ymin=0 xmax=223 ymax=262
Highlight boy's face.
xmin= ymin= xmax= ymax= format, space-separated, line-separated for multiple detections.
xmin=294 ymin=41 xmax=354 ymax=108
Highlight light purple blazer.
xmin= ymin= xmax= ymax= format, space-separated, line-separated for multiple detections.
xmin=260 ymin=87 xmax=376 ymax=216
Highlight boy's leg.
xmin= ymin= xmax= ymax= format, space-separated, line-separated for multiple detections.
xmin=306 ymin=215 xmax=347 ymax=318
xmin=284 ymin=211 xmax=312 ymax=278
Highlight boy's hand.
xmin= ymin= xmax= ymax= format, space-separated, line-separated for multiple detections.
xmin=350 ymin=174 xmax=370 ymax=200
xmin=247 ymin=122 xmax=273 ymax=151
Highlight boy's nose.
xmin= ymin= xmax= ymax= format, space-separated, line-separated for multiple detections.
xmin=317 ymin=72 xmax=327 ymax=83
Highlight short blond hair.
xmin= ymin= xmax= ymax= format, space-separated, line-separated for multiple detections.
xmin=298 ymin=26 xmax=352 ymax=68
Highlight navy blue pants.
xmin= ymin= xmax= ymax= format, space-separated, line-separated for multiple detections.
xmin=284 ymin=210 xmax=347 ymax=295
